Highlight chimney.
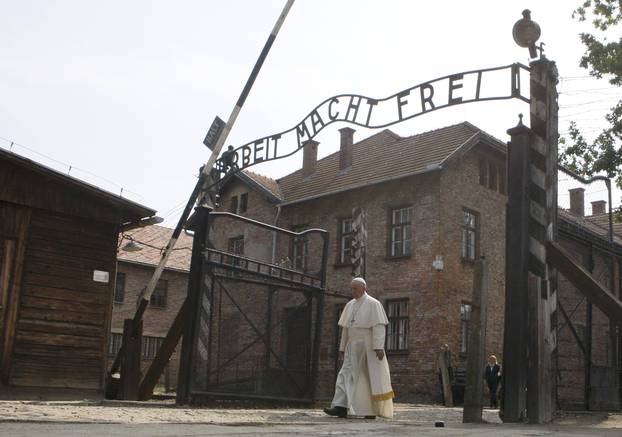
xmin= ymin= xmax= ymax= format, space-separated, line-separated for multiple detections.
xmin=339 ymin=127 xmax=355 ymax=170
xmin=569 ymin=188 xmax=585 ymax=216
xmin=591 ymin=200 xmax=607 ymax=215
xmin=302 ymin=140 xmax=319 ymax=177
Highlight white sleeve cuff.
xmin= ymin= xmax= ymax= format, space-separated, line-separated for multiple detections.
xmin=372 ymin=324 xmax=386 ymax=350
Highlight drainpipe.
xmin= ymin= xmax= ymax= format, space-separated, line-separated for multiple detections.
xmin=271 ymin=205 xmax=282 ymax=264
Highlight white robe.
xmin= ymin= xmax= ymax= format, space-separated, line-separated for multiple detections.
xmin=331 ymin=292 xmax=394 ymax=418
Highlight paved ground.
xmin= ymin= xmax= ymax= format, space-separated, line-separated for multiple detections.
xmin=0 ymin=400 xmax=620 ymax=436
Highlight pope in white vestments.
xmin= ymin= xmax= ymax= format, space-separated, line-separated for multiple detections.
xmin=324 ymin=277 xmax=394 ymax=419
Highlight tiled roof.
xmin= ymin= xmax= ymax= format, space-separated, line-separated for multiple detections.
xmin=559 ymin=208 xmax=622 ymax=248
xmin=242 ymin=170 xmax=282 ymax=200
xmin=118 ymin=225 xmax=193 ymax=272
xmin=585 ymin=212 xmax=622 ymax=237
xmin=277 ymin=122 xmax=493 ymax=205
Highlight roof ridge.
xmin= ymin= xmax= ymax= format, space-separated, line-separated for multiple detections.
xmin=276 ymin=129 xmax=401 ymax=182
xmin=399 ymin=121 xmax=479 ymax=141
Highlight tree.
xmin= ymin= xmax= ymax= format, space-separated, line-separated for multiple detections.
xmin=560 ymin=0 xmax=622 ymax=216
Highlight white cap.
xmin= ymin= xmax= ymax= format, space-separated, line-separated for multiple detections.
xmin=351 ymin=277 xmax=367 ymax=287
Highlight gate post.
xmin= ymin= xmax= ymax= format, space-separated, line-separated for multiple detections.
xmin=502 ymin=54 xmax=558 ymax=423
xmin=502 ymin=116 xmax=531 ymax=422
xmin=526 ymin=57 xmax=558 ymax=424
xmin=177 ymin=205 xmax=212 ymax=404
xmin=463 ymin=257 xmax=488 ymax=423
xmin=120 ymin=318 xmax=142 ymax=400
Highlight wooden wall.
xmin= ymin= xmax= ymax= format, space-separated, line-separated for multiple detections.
xmin=1 ymin=201 xmax=117 ymax=391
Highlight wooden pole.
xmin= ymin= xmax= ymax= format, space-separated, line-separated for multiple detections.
xmin=463 ymin=258 xmax=488 ymax=423
xmin=438 ymin=344 xmax=454 ymax=407
xmin=120 ymin=318 xmax=142 ymax=400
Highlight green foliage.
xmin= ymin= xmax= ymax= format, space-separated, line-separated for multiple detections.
xmin=560 ymin=0 xmax=622 ymax=217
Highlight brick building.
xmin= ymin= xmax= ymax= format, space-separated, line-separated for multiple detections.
xmin=213 ymin=122 xmax=510 ymax=400
xmin=109 ymin=225 xmax=193 ymax=392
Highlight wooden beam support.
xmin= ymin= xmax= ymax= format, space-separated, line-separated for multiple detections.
xmin=463 ymin=258 xmax=488 ymax=423
xmin=120 ymin=318 xmax=142 ymax=400
xmin=138 ymin=299 xmax=189 ymax=401
xmin=547 ymin=241 xmax=622 ymax=323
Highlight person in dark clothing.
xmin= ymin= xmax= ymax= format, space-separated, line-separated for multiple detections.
xmin=484 ymin=355 xmax=501 ymax=408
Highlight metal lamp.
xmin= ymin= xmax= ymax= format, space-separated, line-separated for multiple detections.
xmin=121 ymin=240 xmax=143 ymax=252
xmin=512 ymin=9 xmax=541 ymax=58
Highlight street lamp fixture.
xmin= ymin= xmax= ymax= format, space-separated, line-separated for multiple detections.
xmin=512 ymin=9 xmax=541 ymax=58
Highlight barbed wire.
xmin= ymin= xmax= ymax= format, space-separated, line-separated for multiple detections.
xmin=0 ymin=135 xmax=144 ymax=200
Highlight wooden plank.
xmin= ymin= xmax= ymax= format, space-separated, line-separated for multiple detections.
xmin=12 ymin=353 xmax=101 ymax=371
xmin=18 ymin=306 xmax=104 ymax=327
xmin=11 ymin=357 xmax=101 ymax=374
xmin=23 ymin=263 xmax=99 ymax=288
xmin=1 ymin=205 xmax=31 ymax=384
xmin=0 ymin=240 xmax=15 ymax=347
xmin=17 ymin=318 xmax=104 ymax=339
xmin=438 ymin=346 xmax=454 ymax=407
xmin=13 ymin=342 xmax=104 ymax=359
xmin=15 ymin=330 xmax=102 ymax=349
xmin=547 ymin=241 xmax=622 ymax=323
xmin=30 ymin=221 xmax=114 ymax=249
xmin=20 ymin=295 xmax=105 ymax=315
xmin=22 ymin=272 xmax=109 ymax=295
xmin=10 ymin=370 xmax=100 ymax=390
xmin=26 ymin=236 xmax=111 ymax=263
xmin=26 ymin=250 xmax=109 ymax=274
xmin=30 ymin=210 xmax=116 ymax=240
xmin=22 ymin=284 xmax=109 ymax=305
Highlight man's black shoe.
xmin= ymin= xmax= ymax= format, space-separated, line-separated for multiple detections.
xmin=323 ymin=406 xmax=347 ymax=418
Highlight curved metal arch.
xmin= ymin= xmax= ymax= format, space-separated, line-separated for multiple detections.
xmin=215 ymin=63 xmax=530 ymax=175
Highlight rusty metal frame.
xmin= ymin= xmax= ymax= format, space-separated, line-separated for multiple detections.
xmin=179 ymin=209 xmax=330 ymax=403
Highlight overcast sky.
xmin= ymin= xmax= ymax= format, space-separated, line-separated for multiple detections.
xmin=1 ymin=0 xmax=619 ymax=225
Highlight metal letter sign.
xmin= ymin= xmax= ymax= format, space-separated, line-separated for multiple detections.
xmin=203 ymin=116 xmax=226 ymax=151
xmin=216 ymin=63 xmax=530 ymax=175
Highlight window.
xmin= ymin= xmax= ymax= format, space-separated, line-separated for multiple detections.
xmin=142 ymin=336 xmax=164 ymax=359
xmin=386 ymin=299 xmax=409 ymax=351
xmin=389 ymin=206 xmax=413 ymax=257
xmin=109 ymin=333 xmax=123 ymax=356
xmin=479 ymin=157 xmax=488 ymax=187
xmin=338 ymin=218 xmax=354 ymax=264
xmin=150 ymin=279 xmax=168 ymax=308
xmin=478 ymin=156 xmax=506 ymax=195
xmin=230 ymin=196 xmax=238 ymax=213
xmin=292 ymin=234 xmax=308 ymax=271
xmin=460 ymin=303 xmax=472 ymax=355
xmin=461 ymin=209 xmax=479 ymax=261
xmin=239 ymin=193 xmax=248 ymax=213
xmin=114 ymin=272 xmax=125 ymax=304
xmin=228 ymin=236 xmax=244 ymax=255
xmin=488 ymin=161 xmax=498 ymax=191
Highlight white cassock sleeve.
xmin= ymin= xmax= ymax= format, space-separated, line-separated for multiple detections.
xmin=339 ymin=327 xmax=349 ymax=352
xmin=372 ymin=324 xmax=386 ymax=350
